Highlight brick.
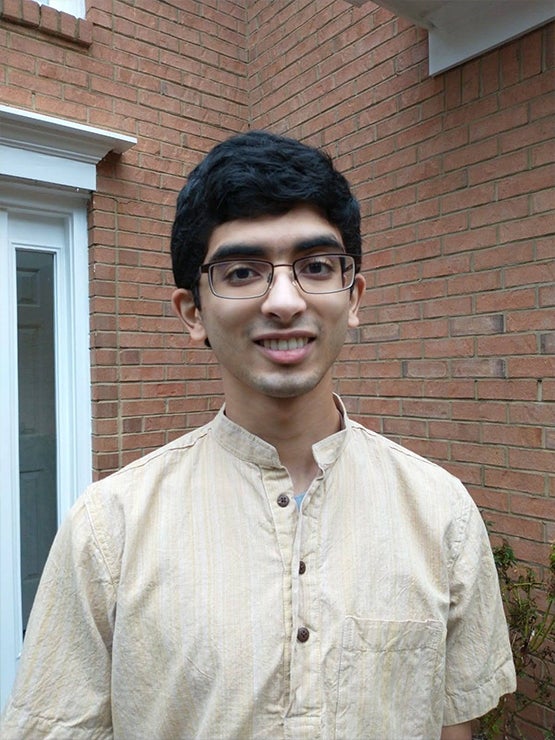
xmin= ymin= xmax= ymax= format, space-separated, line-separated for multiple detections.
xmin=424 ymin=337 xmax=473 ymax=358
xmin=447 ymin=269 xmax=501 ymax=297
xmin=451 ymin=400 xmax=506 ymax=423
xmin=471 ymin=487 xmax=509 ymax=512
xmin=511 ymin=493 xmax=553 ymax=520
xmin=443 ymin=225 xmax=497 ymax=255
xmin=469 ymin=195 xmax=528 ymax=229
xmin=476 ymin=333 xmax=537 ymax=357
xmin=484 ymin=468 xmax=546 ymax=496
xmin=532 ymin=139 xmax=555 ymax=168
xmin=441 ymin=183 xmax=494 ymax=214
xmin=1 ymin=0 xmax=23 ymax=24
xmin=423 ymin=296 xmax=473 ymax=319
xmin=452 ymin=358 xmax=506 ymax=378
xmin=469 ymin=105 xmax=528 ymax=142
xmin=399 ymin=437 xmax=449 ymax=462
xmin=540 ymin=333 xmax=555 ymax=354
xmin=486 ymin=512 xmax=544 ymax=541
xmin=506 ymin=310 xmax=555 ymax=333
xmin=476 ymin=379 xmax=537 ymax=400
xmin=421 ymin=379 xmax=475 ymax=399
xmin=417 ymin=170 xmax=467 ymax=200
xmin=428 ymin=420 xmax=480 ymax=443
xmin=383 ymin=417 xmax=428 ymax=437
xmin=507 ymin=356 xmax=555 ymax=378
xmin=539 ymin=284 xmax=555 ymax=307
xmin=469 ymin=150 xmax=529 ymax=187
xmin=377 ymin=340 xmax=421 ymax=360
xmin=402 ymin=360 xmax=447 ymax=378
xmin=509 ymin=402 xmax=555 ymax=426
xmin=450 ymin=314 xmax=504 ymax=336
xmin=401 ymin=318 xmax=449 ymax=340
xmin=474 ymin=286 xmax=535 ymax=313
xmin=482 ymin=423 xmax=543 ymax=448
xmin=444 ymin=138 xmax=498 ymax=172
xmin=499 ymin=213 xmax=555 ymax=246
xmin=21 ymin=0 xmax=39 ymax=27
xmin=508 ymin=447 xmax=554 ymax=474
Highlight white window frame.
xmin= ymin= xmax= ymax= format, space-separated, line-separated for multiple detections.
xmin=35 ymin=0 xmax=86 ymax=19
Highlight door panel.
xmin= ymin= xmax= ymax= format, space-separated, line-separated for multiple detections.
xmin=17 ymin=250 xmax=58 ymax=631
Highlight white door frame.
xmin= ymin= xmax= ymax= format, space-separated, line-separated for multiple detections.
xmin=0 ymin=187 xmax=93 ymax=708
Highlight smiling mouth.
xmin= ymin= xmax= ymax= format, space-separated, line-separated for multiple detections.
xmin=258 ymin=337 xmax=312 ymax=351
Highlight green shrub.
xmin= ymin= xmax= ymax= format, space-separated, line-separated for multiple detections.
xmin=476 ymin=540 xmax=555 ymax=739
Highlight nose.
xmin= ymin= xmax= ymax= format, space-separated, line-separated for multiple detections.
xmin=261 ymin=265 xmax=307 ymax=321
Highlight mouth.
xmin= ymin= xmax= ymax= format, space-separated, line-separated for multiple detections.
xmin=256 ymin=337 xmax=312 ymax=351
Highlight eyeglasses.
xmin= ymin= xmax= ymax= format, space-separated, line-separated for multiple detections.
xmin=199 ymin=253 xmax=356 ymax=299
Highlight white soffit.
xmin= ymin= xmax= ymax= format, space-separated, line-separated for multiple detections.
xmin=0 ymin=105 xmax=137 ymax=190
xmin=371 ymin=0 xmax=555 ymax=75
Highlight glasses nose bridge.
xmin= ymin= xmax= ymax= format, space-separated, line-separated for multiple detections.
xmin=266 ymin=261 xmax=300 ymax=293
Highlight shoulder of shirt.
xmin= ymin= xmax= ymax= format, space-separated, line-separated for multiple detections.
xmin=85 ymin=417 xmax=216 ymax=492
xmin=347 ymin=418 xmax=465 ymax=488
xmin=346 ymin=420 xmax=479 ymax=555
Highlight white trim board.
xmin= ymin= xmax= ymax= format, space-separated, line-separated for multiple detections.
xmin=368 ymin=0 xmax=555 ymax=75
xmin=0 ymin=105 xmax=136 ymax=190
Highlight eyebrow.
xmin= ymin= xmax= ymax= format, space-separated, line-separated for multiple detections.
xmin=209 ymin=235 xmax=345 ymax=263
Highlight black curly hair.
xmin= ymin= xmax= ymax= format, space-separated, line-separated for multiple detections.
xmin=170 ymin=130 xmax=361 ymax=306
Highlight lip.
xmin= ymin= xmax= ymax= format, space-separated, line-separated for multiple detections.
xmin=254 ymin=333 xmax=315 ymax=364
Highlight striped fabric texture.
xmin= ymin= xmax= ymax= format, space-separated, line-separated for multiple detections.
xmin=1 ymin=400 xmax=515 ymax=739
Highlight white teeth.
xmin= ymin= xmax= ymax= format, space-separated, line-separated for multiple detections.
xmin=261 ymin=337 xmax=309 ymax=351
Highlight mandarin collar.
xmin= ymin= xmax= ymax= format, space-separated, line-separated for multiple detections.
xmin=211 ymin=394 xmax=350 ymax=469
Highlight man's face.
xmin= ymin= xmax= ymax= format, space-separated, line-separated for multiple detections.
xmin=173 ymin=205 xmax=365 ymax=404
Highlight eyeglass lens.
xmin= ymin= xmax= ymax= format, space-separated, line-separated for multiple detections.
xmin=207 ymin=254 xmax=355 ymax=298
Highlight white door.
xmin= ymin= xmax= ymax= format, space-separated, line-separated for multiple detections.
xmin=0 ymin=196 xmax=92 ymax=709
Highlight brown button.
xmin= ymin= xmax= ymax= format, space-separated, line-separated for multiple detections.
xmin=277 ymin=494 xmax=290 ymax=508
xmin=297 ymin=627 xmax=310 ymax=643
xmin=299 ymin=561 xmax=306 ymax=575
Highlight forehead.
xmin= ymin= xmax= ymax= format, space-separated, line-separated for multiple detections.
xmin=205 ymin=204 xmax=344 ymax=261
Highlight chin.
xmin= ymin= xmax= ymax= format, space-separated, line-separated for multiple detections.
xmin=251 ymin=374 xmax=324 ymax=400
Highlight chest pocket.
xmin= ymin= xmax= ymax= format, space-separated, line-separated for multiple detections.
xmin=334 ymin=617 xmax=445 ymax=740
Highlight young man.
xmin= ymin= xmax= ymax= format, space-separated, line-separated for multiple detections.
xmin=2 ymin=131 xmax=515 ymax=739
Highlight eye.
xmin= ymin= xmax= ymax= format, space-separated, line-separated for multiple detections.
xmin=220 ymin=261 xmax=267 ymax=285
xmin=297 ymin=255 xmax=337 ymax=279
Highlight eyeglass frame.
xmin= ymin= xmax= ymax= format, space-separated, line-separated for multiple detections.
xmin=198 ymin=253 xmax=357 ymax=299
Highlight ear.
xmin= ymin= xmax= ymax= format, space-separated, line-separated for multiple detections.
xmin=347 ymin=273 xmax=366 ymax=329
xmin=171 ymin=288 xmax=208 ymax=344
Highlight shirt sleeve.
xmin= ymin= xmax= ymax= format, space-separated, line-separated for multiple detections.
xmin=442 ymin=489 xmax=517 ymax=725
xmin=0 ymin=494 xmax=116 ymax=739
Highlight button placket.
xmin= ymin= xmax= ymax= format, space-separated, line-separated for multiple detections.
xmin=288 ymin=473 xmax=326 ymax=718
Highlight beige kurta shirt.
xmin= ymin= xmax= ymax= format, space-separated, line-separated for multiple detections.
xmin=1 ymin=400 xmax=515 ymax=739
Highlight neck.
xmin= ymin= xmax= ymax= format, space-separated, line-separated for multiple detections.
xmin=224 ymin=385 xmax=342 ymax=494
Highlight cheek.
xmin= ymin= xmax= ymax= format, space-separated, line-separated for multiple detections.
xmin=201 ymin=304 xmax=250 ymax=343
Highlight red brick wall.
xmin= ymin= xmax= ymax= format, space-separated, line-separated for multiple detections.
xmin=249 ymin=1 xmax=555 ymax=563
xmin=88 ymin=0 xmax=246 ymax=471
